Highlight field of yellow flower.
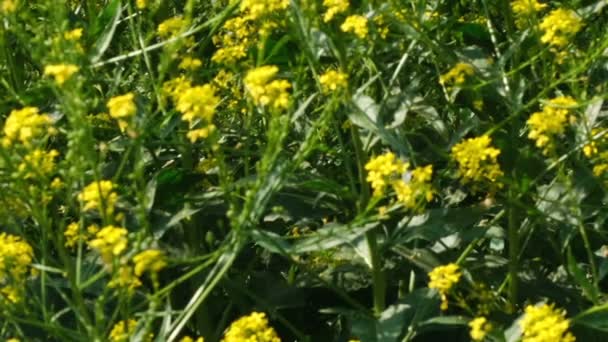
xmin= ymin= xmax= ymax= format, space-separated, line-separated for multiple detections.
xmin=1 ymin=0 xmax=608 ymax=341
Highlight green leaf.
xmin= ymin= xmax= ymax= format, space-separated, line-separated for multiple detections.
xmin=90 ymin=0 xmax=123 ymax=63
xmin=567 ymin=248 xmax=600 ymax=304
xmin=573 ymin=303 xmax=608 ymax=332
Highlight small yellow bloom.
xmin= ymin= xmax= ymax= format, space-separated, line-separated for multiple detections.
xmin=319 ymin=69 xmax=348 ymax=93
xmin=469 ymin=317 xmax=492 ymax=341
xmin=135 ymin=0 xmax=146 ymax=10
xmin=341 ymin=15 xmax=368 ymax=38
xmin=1 ymin=0 xmax=16 ymax=13
xmin=78 ymin=180 xmax=118 ymax=215
xmin=108 ymin=265 xmax=142 ymax=291
xmin=222 ymin=312 xmax=280 ymax=342
xmin=18 ymin=149 xmax=59 ymax=179
xmin=244 ymin=66 xmax=291 ymax=110
xmin=109 ymin=319 xmax=137 ymax=342
xmin=520 ymin=303 xmax=575 ymax=342
xmin=64 ymin=28 xmax=83 ymax=40
xmin=107 ymin=93 xmax=137 ymax=132
xmin=323 ymin=0 xmax=349 ymax=22
xmin=179 ymin=57 xmax=203 ymax=70
xmin=365 ymin=152 xmax=407 ymax=195
xmin=428 ymin=263 xmax=461 ymax=310
xmin=240 ymin=0 xmax=290 ymax=20
xmin=440 ymin=63 xmax=475 ymax=87
xmin=539 ymin=9 xmax=582 ymax=49
xmin=133 ymin=249 xmax=167 ymax=277
xmin=2 ymin=106 xmax=54 ymax=146
xmin=181 ymin=337 xmax=205 ymax=342
xmin=88 ymin=225 xmax=128 ymax=264
xmin=64 ymin=222 xmax=81 ymax=248
xmin=44 ymin=64 xmax=79 ymax=85
xmin=527 ymin=96 xmax=577 ymax=155
xmin=158 ymin=16 xmax=188 ymax=39
xmin=451 ymin=135 xmax=503 ymax=188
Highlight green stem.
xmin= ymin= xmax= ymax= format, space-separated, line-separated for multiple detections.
xmin=507 ymin=193 xmax=519 ymax=313
xmin=578 ymin=222 xmax=598 ymax=287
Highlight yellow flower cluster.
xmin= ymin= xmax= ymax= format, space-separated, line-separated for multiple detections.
xmin=527 ymin=96 xmax=577 ymax=155
xmin=2 ymin=106 xmax=54 ymax=147
xmin=539 ymin=9 xmax=582 ymax=49
xmin=365 ymin=152 xmax=433 ymax=209
xmin=213 ymin=0 xmax=288 ymax=64
xmin=340 ymin=15 xmax=368 ymax=38
xmin=44 ymin=64 xmax=79 ymax=85
xmin=163 ymin=76 xmax=193 ymax=102
xmin=181 ymin=336 xmax=204 ymax=342
xmin=222 ymin=312 xmax=281 ymax=342
xmin=0 ymin=233 xmax=34 ymax=303
xmin=240 ymin=0 xmax=289 ymax=20
xmin=158 ymin=16 xmax=188 ymax=39
xmin=64 ymin=28 xmax=83 ymax=40
xmin=179 ymin=56 xmax=203 ymax=70
xmin=319 ymin=69 xmax=348 ymax=93
xmin=64 ymin=223 xmax=98 ymax=249
xmin=440 ymin=62 xmax=475 ymax=87
xmin=78 ymin=180 xmax=118 ymax=216
xmin=511 ymin=0 xmax=546 ymax=27
xmin=469 ymin=317 xmax=492 ymax=341
xmin=365 ymin=152 xmax=407 ymax=195
xmin=1 ymin=0 xmax=15 ymax=13
xmin=451 ymin=135 xmax=503 ymax=188
xmin=244 ymin=66 xmax=291 ymax=111
xmin=428 ymin=263 xmax=461 ymax=310
xmin=583 ymin=129 xmax=608 ymax=178
xmin=88 ymin=225 xmax=128 ymax=264
xmin=520 ymin=303 xmax=575 ymax=342
xmin=107 ymin=93 xmax=137 ymax=133
xmin=212 ymin=16 xmax=256 ymax=65
xmin=109 ymin=319 xmax=153 ymax=342
xmin=133 ymin=249 xmax=167 ymax=277
xmin=392 ymin=165 xmax=434 ymax=210
xmin=323 ymin=0 xmax=349 ymax=23
xmin=176 ymin=84 xmax=220 ymax=142
xmin=511 ymin=0 xmax=546 ymax=17
xmin=17 ymin=148 xmax=59 ymax=179
xmin=135 ymin=0 xmax=146 ymax=10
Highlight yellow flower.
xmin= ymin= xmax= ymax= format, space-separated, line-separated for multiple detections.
xmin=108 ymin=265 xmax=142 ymax=291
xmin=44 ymin=64 xmax=79 ymax=85
xmin=176 ymin=85 xmax=219 ymax=123
xmin=133 ymin=249 xmax=167 ymax=277
xmin=341 ymin=15 xmax=368 ymax=38
xmin=107 ymin=93 xmax=137 ymax=133
xmin=109 ymin=319 xmax=137 ymax=342
xmin=511 ymin=0 xmax=547 ymax=17
xmin=469 ymin=317 xmax=492 ymax=341
xmin=212 ymin=16 xmax=255 ymax=65
xmin=162 ymin=76 xmax=193 ymax=103
xmin=64 ymin=222 xmax=81 ymax=248
xmin=78 ymin=180 xmax=118 ymax=216
xmin=323 ymin=0 xmax=349 ymax=22
xmin=539 ymin=9 xmax=582 ymax=49
xmin=64 ymin=28 xmax=83 ymax=40
xmin=158 ymin=16 xmax=188 ymax=39
xmin=222 ymin=312 xmax=281 ymax=342
xmin=18 ymin=149 xmax=59 ymax=179
xmin=520 ymin=303 xmax=575 ymax=342
xmin=392 ymin=165 xmax=434 ymax=210
xmin=527 ymin=96 xmax=577 ymax=155
xmin=135 ymin=0 xmax=146 ymax=9
xmin=179 ymin=57 xmax=203 ymax=70
xmin=451 ymin=135 xmax=503 ymax=188
xmin=244 ymin=66 xmax=291 ymax=110
xmin=88 ymin=225 xmax=128 ymax=264
xmin=240 ymin=0 xmax=289 ymax=20
xmin=0 ymin=233 xmax=34 ymax=283
xmin=428 ymin=263 xmax=461 ymax=310
xmin=2 ymin=106 xmax=54 ymax=146
xmin=1 ymin=0 xmax=16 ymax=13
xmin=181 ymin=336 xmax=204 ymax=342
xmin=440 ymin=63 xmax=475 ymax=87
xmin=364 ymin=152 xmax=407 ymax=195
xmin=319 ymin=69 xmax=348 ymax=93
